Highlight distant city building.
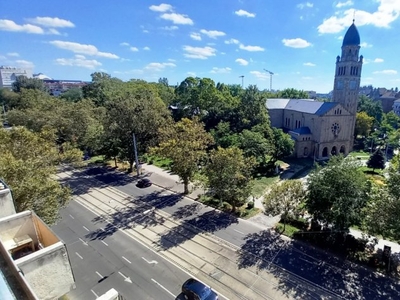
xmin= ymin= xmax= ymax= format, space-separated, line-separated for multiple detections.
xmin=0 ymin=66 xmax=32 ymax=89
xmin=305 ymin=90 xmax=317 ymax=99
xmin=42 ymin=79 xmax=88 ymax=96
xmin=393 ymin=99 xmax=400 ymax=117
xmin=33 ymin=73 xmax=52 ymax=80
xmin=266 ymin=21 xmax=363 ymax=159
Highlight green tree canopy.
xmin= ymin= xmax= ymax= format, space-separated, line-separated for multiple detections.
xmin=0 ymin=127 xmax=78 ymax=224
xmin=277 ymin=88 xmax=309 ymax=99
xmin=205 ymin=147 xmax=256 ymax=212
xmin=367 ymin=149 xmax=385 ymax=171
xmin=306 ymin=156 xmax=370 ymax=231
xmin=152 ymin=118 xmax=213 ymax=194
xmin=264 ymin=180 xmax=306 ymax=231
xmin=357 ymin=95 xmax=383 ymax=125
xmin=268 ymin=128 xmax=295 ymax=166
xmin=355 ymin=111 xmax=374 ymax=137
xmin=12 ymin=75 xmax=46 ymax=93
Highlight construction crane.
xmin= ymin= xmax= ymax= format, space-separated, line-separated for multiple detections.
xmin=239 ymin=75 xmax=244 ymax=88
xmin=263 ymin=69 xmax=274 ymax=91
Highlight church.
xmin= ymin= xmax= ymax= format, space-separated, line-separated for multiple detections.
xmin=266 ymin=22 xmax=363 ymax=160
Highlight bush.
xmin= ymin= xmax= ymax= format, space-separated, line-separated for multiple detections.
xmin=247 ymin=201 xmax=254 ymax=209
xmin=222 ymin=201 xmax=232 ymax=211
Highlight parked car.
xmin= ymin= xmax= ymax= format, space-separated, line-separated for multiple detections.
xmin=182 ymin=278 xmax=218 ymax=300
xmin=136 ymin=178 xmax=152 ymax=188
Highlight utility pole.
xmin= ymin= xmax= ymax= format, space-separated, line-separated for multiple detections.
xmin=263 ymin=69 xmax=274 ymax=91
xmin=239 ymin=75 xmax=244 ymax=88
xmin=132 ymin=133 xmax=140 ymax=177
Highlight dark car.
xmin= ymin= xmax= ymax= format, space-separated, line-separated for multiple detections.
xmin=136 ymin=178 xmax=152 ymax=188
xmin=182 ymin=278 xmax=218 ymax=300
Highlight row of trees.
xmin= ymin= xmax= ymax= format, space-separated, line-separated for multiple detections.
xmin=0 ymin=73 xmax=299 ymax=221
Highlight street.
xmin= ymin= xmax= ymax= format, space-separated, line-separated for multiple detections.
xmin=54 ymin=166 xmax=400 ymax=300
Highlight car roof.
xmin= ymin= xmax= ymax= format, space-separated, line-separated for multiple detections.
xmin=140 ymin=178 xmax=151 ymax=182
xmin=183 ymin=278 xmax=211 ymax=295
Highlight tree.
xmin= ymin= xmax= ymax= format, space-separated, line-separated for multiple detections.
xmin=0 ymin=127 xmax=78 ymax=224
xmin=60 ymin=87 xmax=83 ymax=102
xmin=277 ymin=88 xmax=309 ymax=99
xmin=12 ymin=75 xmax=46 ymax=93
xmin=264 ymin=180 xmax=306 ymax=232
xmin=357 ymin=95 xmax=383 ymax=126
xmin=103 ymin=85 xmax=170 ymax=172
xmin=367 ymin=149 xmax=385 ymax=171
xmin=355 ymin=112 xmax=374 ymax=137
xmin=152 ymin=118 xmax=213 ymax=194
xmin=82 ymin=72 xmax=124 ymax=106
xmin=205 ymin=147 xmax=256 ymax=212
xmin=306 ymin=156 xmax=370 ymax=231
xmin=238 ymin=129 xmax=270 ymax=163
xmin=268 ymin=128 xmax=295 ymax=166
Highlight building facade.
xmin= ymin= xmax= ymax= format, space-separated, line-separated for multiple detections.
xmin=0 ymin=66 xmax=32 ymax=89
xmin=267 ymin=22 xmax=363 ymax=160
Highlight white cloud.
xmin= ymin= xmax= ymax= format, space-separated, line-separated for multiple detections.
xmin=239 ymin=44 xmax=264 ymax=51
xmin=297 ymin=2 xmax=313 ymax=9
xmin=187 ymin=71 xmax=196 ymax=77
xmin=144 ymin=62 xmax=176 ymax=71
xmin=0 ymin=19 xmax=44 ymax=34
xmin=160 ymin=13 xmax=193 ymax=25
xmin=49 ymin=40 xmax=119 ymax=58
xmin=15 ymin=60 xmax=34 ymax=69
xmin=120 ymin=42 xmax=130 ymax=46
xmin=7 ymin=52 xmax=19 ymax=57
xmin=374 ymin=58 xmax=384 ymax=63
xmin=28 ymin=17 xmax=75 ymax=28
xmin=143 ymin=46 xmax=150 ymax=51
xmin=360 ymin=42 xmax=373 ymax=48
xmin=336 ymin=1 xmax=353 ymax=8
xmin=183 ymin=45 xmax=216 ymax=59
xmin=282 ymin=38 xmax=312 ymax=48
xmin=303 ymin=62 xmax=316 ymax=66
xmin=373 ymin=69 xmax=397 ymax=75
xmin=55 ymin=55 xmax=102 ymax=69
xmin=47 ymin=28 xmax=61 ymax=35
xmin=234 ymin=9 xmax=255 ymax=18
xmin=162 ymin=25 xmax=178 ymax=30
xmin=200 ymin=29 xmax=226 ymax=39
xmin=149 ymin=3 xmax=173 ymax=12
xmin=250 ymin=71 xmax=269 ymax=80
xmin=225 ymin=38 xmax=239 ymax=44
xmin=190 ymin=32 xmax=201 ymax=41
xmin=210 ymin=67 xmax=231 ymax=74
xmin=130 ymin=47 xmax=139 ymax=52
xmin=168 ymin=58 xmax=176 ymax=62
xmin=235 ymin=58 xmax=249 ymax=66
xmin=318 ymin=1 xmax=400 ymax=34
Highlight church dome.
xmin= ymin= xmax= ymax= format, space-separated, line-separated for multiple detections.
xmin=342 ymin=22 xmax=360 ymax=46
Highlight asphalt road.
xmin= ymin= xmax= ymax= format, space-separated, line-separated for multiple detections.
xmin=57 ymin=166 xmax=400 ymax=300
xmin=52 ymin=200 xmax=192 ymax=300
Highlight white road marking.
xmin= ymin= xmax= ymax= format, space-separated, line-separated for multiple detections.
xmin=143 ymin=209 xmax=152 ymax=215
xmin=122 ymin=256 xmax=131 ymax=264
xmin=75 ymin=252 xmax=83 ymax=260
xmin=151 ymin=278 xmax=175 ymax=298
xmin=95 ymin=271 xmax=103 ymax=278
xmin=79 ymin=238 xmax=88 ymax=246
xmin=69 ymin=214 xmax=74 ymax=219
xmin=142 ymin=257 xmax=158 ymax=265
xmin=234 ymin=229 xmax=245 ymax=235
xmin=118 ymin=271 xmax=132 ymax=283
xmin=91 ymin=289 xmax=99 ymax=298
xmin=101 ymin=240 xmax=108 ymax=246
xmin=83 ymin=225 xmax=90 ymax=231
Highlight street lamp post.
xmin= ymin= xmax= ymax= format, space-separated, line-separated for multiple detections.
xmin=263 ymin=69 xmax=274 ymax=91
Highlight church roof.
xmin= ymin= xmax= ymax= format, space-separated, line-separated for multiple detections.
xmin=266 ymin=98 xmax=339 ymax=116
xmin=342 ymin=22 xmax=360 ymax=47
xmin=291 ymin=127 xmax=311 ymax=135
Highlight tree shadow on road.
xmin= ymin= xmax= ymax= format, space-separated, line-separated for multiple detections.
xmin=157 ymin=209 xmax=238 ymax=250
xmin=236 ymin=230 xmax=400 ymax=300
xmin=58 ymin=166 xmax=138 ymax=196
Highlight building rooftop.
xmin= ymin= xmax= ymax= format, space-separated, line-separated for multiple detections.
xmin=266 ymin=98 xmax=339 ymax=116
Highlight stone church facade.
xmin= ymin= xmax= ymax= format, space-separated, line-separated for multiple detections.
xmin=266 ymin=22 xmax=363 ymax=160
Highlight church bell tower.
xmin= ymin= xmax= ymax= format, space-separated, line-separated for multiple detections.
xmin=332 ymin=21 xmax=363 ymax=151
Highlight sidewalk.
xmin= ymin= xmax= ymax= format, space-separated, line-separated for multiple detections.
xmin=140 ymin=163 xmax=400 ymax=255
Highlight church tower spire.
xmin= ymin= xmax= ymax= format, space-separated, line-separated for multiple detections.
xmin=332 ymin=22 xmax=363 ymax=115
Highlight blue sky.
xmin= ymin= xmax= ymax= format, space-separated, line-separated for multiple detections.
xmin=0 ymin=0 xmax=399 ymax=93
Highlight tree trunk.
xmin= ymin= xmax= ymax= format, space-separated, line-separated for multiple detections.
xmin=183 ymin=178 xmax=189 ymax=194
xmin=128 ymin=159 xmax=134 ymax=173
xmin=113 ymin=157 xmax=118 ymax=168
